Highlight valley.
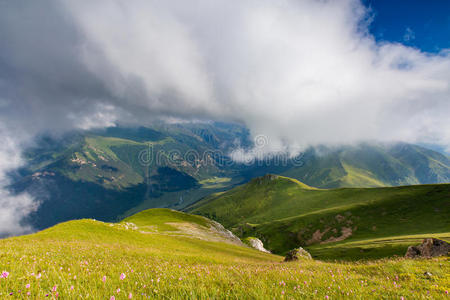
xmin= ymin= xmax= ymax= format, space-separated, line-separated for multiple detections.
xmin=10 ymin=124 xmax=450 ymax=233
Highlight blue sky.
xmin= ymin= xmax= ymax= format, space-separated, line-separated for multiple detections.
xmin=364 ymin=0 xmax=450 ymax=53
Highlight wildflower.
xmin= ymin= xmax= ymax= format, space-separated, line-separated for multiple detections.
xmin=102 ymin=276 xmax=107 ymax=282
xmin=70 ymin=286 xmax=74 ymax=291
xmin=117 ymin=288 xmax=121 ymax=294
xmin=26 ymin=284 xmax=30 ymax=289
xmin=128 ymin=293 xmax=133 ymax=299
xmin=27 ymin=292 xmax=31 ymax=296
xmin=325 ymin=296 xmax=329 ymax=299
xmin=281 ymin=291 xmax=285 ymax=295
xmin=120 ymin=273 xmax=126 ymax=280
xmin=1 ymin=271 xmax=9 ymax=278
xmin=110 ymin=297 xmax=115 ymax=300
xmin=36 ymin=273 xmax=42 ymax=279
xmin=52 ymin=285 xmax=57 ymax=292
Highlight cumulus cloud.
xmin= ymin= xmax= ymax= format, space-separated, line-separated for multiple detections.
xmin=0 ymin=0 xmax=449 ymax=233
xmin=0 ymin=127 xmax=38 ymax=236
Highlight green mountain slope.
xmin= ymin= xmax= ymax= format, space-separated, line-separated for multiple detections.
xmin=1 ymin=208 xmax=448 ymax=299
xmin=13 ymin=123 xmax=450 ymax=233
xmin=187 ymin=175 xmax=450 ymax=259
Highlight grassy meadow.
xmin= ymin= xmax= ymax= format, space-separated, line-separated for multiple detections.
xmin=0 ymin=209 xmax=449 ymax=299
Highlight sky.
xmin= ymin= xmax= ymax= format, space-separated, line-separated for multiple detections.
xmin=0 ymin=0 xmax=449 ymax=235
xmin=364 ymin=0 xmax=450 ymax=53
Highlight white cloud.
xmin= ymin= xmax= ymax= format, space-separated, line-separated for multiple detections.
xmin=0 ymin=0 xmax=448 ymax=151
xmin=60 ymin=0 xmax=449 ymax=151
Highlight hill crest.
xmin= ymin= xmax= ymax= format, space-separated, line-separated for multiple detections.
xmin=248 ymin=174 xmax=314 ymax=189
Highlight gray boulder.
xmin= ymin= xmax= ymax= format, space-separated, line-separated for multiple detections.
xmin=405 ymin=238 xmax=450 ymax=258
xmin=244 ymin=237 xmax=271 ymax=253
xmin=284 ymin=247 xmax=312 ymax=262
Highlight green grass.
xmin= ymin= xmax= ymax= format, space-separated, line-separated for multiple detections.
xmin=187 ymin=175 xmax=450 ymax=258
xmin=1 ymin=208 xmax=449 ymax=299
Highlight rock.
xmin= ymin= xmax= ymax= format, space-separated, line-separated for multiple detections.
xmin=284 ymin=247 xmax=312 ymax=262
xmin=405 ymin=238 xmax=450 ymax=258
xmin=244 ymin=237 xmax=270 ymax=253
xmin=405 ymin=246 xmax=421 ymax=258
xmin=209 ymin=221 xmax=244 ymax=246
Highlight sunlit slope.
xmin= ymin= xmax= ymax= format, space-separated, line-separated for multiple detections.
xmin=1 ymin=208 xmax=449 ymax=299
xmin=187 ymin=175 xmax=450 ymax=258
xmin=32 ymin=209 xmax=269 ymax=263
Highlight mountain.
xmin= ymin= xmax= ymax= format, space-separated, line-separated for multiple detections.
xmin=10 ymin=123 xmax=450 ymax=232
xmin=187 ymin=174 xmax=450 ymax=259
xmin=280 ymin=143 xmax=450 ymax=188
xmin=1 ymin=208 xmax=448 ymax=299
